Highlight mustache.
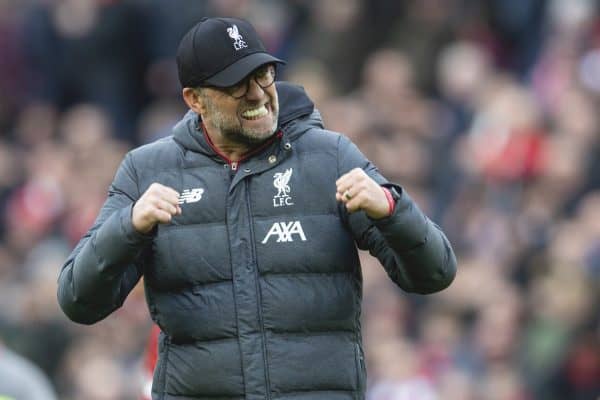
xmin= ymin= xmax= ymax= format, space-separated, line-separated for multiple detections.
xmin=239 ymin=101 xmax=269 ymax=111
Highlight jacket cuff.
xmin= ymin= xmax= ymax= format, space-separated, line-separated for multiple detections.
xmin=372 ymin=188 xmax=429 ymax=252
xmin=124 ymin=203 xmax=157 ymax=241
xmin=93 ymin=205 xmax=154 ymax=264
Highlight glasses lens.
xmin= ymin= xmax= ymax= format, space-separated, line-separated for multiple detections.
xmin=227 ymin=81 xmax=247 ymax=98
xmin=256 ymin=65 xmax=275 ymax=88
xmin=227 ymin=64 xmax=276 ymax=99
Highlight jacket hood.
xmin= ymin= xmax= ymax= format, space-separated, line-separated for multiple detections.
xmin=172 ymin=81 xmax=321 ymax=155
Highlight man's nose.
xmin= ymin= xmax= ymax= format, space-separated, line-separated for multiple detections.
xmin=245 ymin=78 xmax=265 ymax=100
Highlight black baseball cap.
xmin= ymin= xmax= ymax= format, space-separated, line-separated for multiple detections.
xmin=176 ymin=17 xmax=285 ymax=88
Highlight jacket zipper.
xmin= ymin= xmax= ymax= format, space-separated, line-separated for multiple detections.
xmin=245 ymin=179 xmax=272 ymax=399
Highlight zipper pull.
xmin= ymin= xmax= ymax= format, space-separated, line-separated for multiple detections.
xmin=231 ymin=161 xmax=238 ymax=171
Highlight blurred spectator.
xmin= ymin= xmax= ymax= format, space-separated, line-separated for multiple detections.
xmin=23 ymin=0 xmax=151 ymax=140
xmin=0 ymin=343 xmax=58 ymax=400
xmin=0 ymin=1 xmax=27 ymax=133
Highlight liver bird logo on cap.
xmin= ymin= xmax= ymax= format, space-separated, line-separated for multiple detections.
xmin=227 ymin=25 xmax=248 ymax=51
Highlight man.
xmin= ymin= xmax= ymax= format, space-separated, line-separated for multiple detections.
xmin=58 ymin=17 xmax=456 ymax=400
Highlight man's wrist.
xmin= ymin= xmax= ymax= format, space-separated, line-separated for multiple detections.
xmin=381 ymin=187 xmax=396 ymax=216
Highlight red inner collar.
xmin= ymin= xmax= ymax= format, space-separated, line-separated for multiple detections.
xmin=200 ymin=122 xmax=282 ymax=166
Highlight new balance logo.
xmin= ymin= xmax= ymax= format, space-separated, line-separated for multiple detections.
xmin=261 ymin=221 xmax=307 ymax=244
xmin=178 ymin=188 xmax=204 ymax=204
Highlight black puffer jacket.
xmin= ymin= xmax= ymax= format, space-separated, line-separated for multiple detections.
xmin=58 ymin=82 xmax=456 ymax=400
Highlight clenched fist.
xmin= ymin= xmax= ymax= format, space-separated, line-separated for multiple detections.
xmin=132 ymin=183 xmax=181 ymax=233
xmin=336 ymin=168 xmax=390 ymax=219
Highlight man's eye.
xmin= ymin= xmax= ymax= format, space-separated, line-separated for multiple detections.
xmin=229 ymin=82 xmax=244 ymax=91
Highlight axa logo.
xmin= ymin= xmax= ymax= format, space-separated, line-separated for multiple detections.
xmin=227 ymin=25 xmax=248 ymax=51
xmin=178 ymin=188 xmax=204 ymax=204
xmin=273 ymin=168 xmax=294 ymax=207
xmin=261 ymin=221 xmax=307 ymax=244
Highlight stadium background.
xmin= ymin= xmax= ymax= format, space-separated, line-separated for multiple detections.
xmin=0 ymin=0 xmax=599 ymax=399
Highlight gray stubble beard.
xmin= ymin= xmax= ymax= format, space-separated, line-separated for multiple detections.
xmin=202 ymin=92 xmax=279 ymax=146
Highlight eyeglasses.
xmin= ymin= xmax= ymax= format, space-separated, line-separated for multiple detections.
xmin=214 ymin=64 xmax=276 ymax=99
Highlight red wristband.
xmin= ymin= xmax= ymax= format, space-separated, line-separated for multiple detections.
xmin=381 ymin=187 xmax=396 ymax=216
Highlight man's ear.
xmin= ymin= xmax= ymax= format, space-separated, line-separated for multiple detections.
xmin=182 ymin=88 xmax=205 ymax=115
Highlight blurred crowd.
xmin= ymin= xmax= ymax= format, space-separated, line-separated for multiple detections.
xmin=0 ymin=0 xmax=599 ymax=399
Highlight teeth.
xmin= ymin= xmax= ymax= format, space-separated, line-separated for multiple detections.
xmin=242 ymin=105 xmax=268 ymax=118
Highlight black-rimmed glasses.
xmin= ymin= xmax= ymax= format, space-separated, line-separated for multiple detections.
xmin=214 ymin=64 xmax=276 ymax=99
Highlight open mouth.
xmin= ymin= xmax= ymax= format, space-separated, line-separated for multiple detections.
xmin=241 ymin=104 xmax=270 ymax=120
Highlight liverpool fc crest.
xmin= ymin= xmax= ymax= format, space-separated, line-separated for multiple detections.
xmin=273 ymin=168 xmax=294 ymax=207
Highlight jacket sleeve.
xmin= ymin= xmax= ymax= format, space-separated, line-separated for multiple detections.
xmin=57 ymin=152 xmax=153 ymax=324
xmin=337 ymin=135 xmax=457 ymax=294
